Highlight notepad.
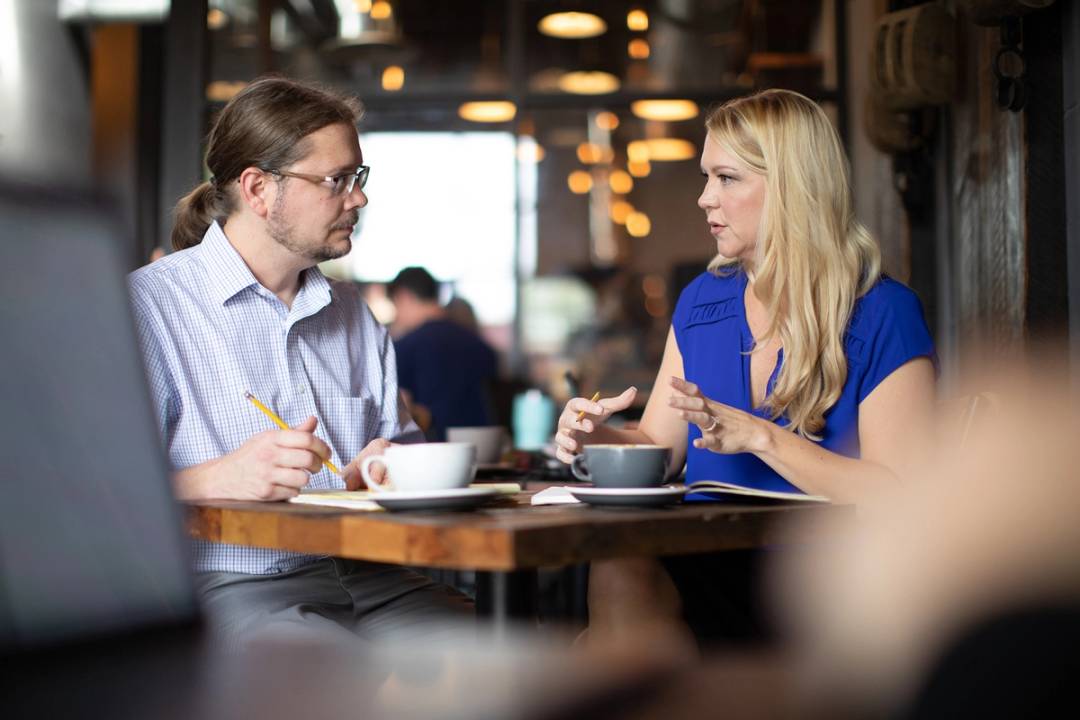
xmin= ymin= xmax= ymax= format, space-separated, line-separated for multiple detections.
xmin=684 ymin=480 xmax=829 ymax=504
xmin=289 ymin=483 xmax=522 ymax=510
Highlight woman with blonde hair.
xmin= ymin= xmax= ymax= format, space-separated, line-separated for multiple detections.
xmin=556 ymin=89 xmax=937 ymax=647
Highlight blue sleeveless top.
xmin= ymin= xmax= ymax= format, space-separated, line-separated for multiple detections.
xmin=672 ymin=270 xmax=936 ymax=494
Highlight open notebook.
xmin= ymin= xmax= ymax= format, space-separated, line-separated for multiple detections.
xmin=685 ymin=480 xmax=829 ymax=503
xmin=290 ymin=483 xmax=522 ymax=510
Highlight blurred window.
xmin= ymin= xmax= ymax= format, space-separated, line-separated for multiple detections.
xmin=331 ymin=132 xmax=523 ymax=328
xmin=521 ymin=277 xmax=595 ymax=355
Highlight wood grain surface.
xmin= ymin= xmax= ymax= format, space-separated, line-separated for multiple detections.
xmin=186 ymin=491 xmax=851 ymax=571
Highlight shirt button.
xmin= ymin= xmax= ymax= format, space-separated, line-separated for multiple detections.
xmin=297 ymin=385 xmax=306 ymax=394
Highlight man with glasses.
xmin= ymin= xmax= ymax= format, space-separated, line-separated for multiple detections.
xmin=128 ymin=77 xmax=471 ymax=648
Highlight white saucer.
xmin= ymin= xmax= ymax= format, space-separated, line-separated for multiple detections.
xmin=568 ymin=486 xmax=686 ymax=508
xmin=372 ymin=486 xmax=500 ymax=512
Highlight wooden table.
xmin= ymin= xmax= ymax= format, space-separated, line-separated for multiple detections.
xmin=186 ymin=485 xmax=850 ymax=625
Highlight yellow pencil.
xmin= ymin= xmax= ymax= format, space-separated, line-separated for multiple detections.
xmin=244 ymin=391 xmax=341 ymax=475
xmin=577 ymin=391 xmax=602 ymax=421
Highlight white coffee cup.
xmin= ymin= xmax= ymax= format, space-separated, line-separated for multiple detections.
xmin=360 ymin=442 xmax=477 ymax=493
xmin=446 ymin=426 xmax=508 ymax=464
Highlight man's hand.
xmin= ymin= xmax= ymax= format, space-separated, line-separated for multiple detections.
xmin=182 ymin=416 xmax=331 ymax=501
xmin=342 ymin=438 xmax=394 ymax=491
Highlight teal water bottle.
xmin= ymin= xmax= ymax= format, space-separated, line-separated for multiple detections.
xmin=512 ymin=389 xmax=556 ymax=451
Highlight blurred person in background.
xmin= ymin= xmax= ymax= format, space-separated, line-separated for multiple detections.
xmin=443 ymin=294 xmax=480 ymax=334
xmin=128 ymin=77 xmax=471 ymax=649
xmin=555 ymin=89 xmax=937 ymax=649
xmin=388 ymin=266 xmax=498 ymax=441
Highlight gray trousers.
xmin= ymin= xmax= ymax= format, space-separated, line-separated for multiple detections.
xmin=195 ymin=558 xmax=474 ymax=651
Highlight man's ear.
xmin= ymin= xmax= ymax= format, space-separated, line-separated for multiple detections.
xmin=237 ymin=167 xmax=274 ymax=218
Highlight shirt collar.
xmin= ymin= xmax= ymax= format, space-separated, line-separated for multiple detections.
xmin=198 ymin=221 xmax=261 ymax=306
xmin=197 ymin=221 xmax=333 ymax=313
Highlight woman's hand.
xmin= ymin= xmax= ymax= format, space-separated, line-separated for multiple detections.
xmin=668 ymin=377 xmax=772 ymax=455
xmin=554 ymin=387 xmax=637 ymax=464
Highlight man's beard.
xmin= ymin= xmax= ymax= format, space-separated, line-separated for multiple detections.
xmin=268 ymin=193 xmax=355 ymax=263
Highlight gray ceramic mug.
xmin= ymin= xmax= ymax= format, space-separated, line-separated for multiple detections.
xmin=570 ymin=444 xmax=672 ymax=488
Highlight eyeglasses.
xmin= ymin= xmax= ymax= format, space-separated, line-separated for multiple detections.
xmin=270 ymin=165 xmax=370 ymax=195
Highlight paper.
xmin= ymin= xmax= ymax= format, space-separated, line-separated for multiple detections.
xmin=685 ymin=480 xmax=829 ymax=504
xmin=530 ymin=486 xmax=582 ymax=506
xmin=290 ymin=483 xmax=522 ymax=511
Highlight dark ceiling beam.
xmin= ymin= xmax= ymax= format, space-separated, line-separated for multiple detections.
xmin=242 ymin=88 xmax=841 ymax=114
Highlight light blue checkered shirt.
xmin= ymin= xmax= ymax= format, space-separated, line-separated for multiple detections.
xmin=128 ymin=221 xmax=421 ymax=575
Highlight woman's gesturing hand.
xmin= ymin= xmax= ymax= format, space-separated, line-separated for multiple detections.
xmin=668 ymin=377 xmax=772 ymax=455
xmin=554 ymin=387 xmax=637 ymax=464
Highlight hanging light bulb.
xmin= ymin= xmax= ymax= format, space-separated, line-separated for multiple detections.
xmin=626 ymin=211 xmax=651 ymax=237
xmin=609 ymin=170 xmax=634 ymax=194
xmin=627 ymin=9 xmax=649 ymax=31
xmin=628 ymin=159 xmax=651 ymax=177
xmin=381 ymin=65 xmax=404 ymax=91
xmin=568 ymin=171 xmax=593 ymax=194
xmin=628 ymin=39 xmax=650 ymax=59
xmin=595 ymin=112 xmax=620 ymax=131
xmin=610 ymin=201 xmax=634 ymax=225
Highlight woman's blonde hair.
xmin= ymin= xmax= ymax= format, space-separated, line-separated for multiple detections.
xmin=705 ymin=89 xmax=880 ymax=439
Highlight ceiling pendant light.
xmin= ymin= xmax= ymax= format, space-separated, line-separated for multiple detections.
xmin=458 ymin=101 xmax=517 ymax=123
xmin=558 ymin=71 xmax=620 ymax=95
xmin=538 ymin=12 xmax=607 ymax=39
xmin=630 ymin=100 xmax=700 ymax=121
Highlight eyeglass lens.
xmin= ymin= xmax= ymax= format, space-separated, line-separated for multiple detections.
xmin=336 ymin=166 xmax=369 ymax=195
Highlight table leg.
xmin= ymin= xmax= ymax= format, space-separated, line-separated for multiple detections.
xmin=475 ymin=570 xmax=537 ymax=632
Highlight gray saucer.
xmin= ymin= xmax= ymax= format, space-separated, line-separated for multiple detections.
xmin=568 ymin=486 xmax=686 ymax=508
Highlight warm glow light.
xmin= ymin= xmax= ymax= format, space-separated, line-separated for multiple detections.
xmin=631 ymin=99 xmax=699 ymax=121
xmin=628 ymin=159 xmax=651 ymax=177
xmin=370 ymin=0 xmax=392 ymax=20
xmin=568 ymin=170 xmax=593 ymax=194
xmin=627 ymin=9 xmax=649 ymax=31
xmin=643 ymin=138 xmax=696 ymax=161
xmin=207 ymin=8 xmax=228 ymax=30
xmin=206 ymin=80 xmax=247 ymax=102
xmin=381 ymin=65 xmax=404 ymax=91
xmin=458 ymin=101 xmax=517 ymax=122
xmin=609 ymin=170 xmax=633 ymax=194
xmin=517 ymin=137 xmax=546 ymax=163
xmin=645 ymin=296 xmax=667 ymax=317
xmin=626 ymin=211 xmax=651 ymax=237
xmin=538 ymin=11 xmax=607 ymax=39
xmin=354 ymin=0 xmax=372 ymax=12
xmin=595 ymin=111 xmax=620 ymax=131
xmin=627 ymin=140 xmax=649 ymax=163
xmin=642 ymin=274 xmax=667 ymax=297
xmin=610 ymin=201 xmax=634 ymax=225
xmin=576 ymin=142 xmax=603 ymax=164
xmin=628 ymin=39 xmax=650 ymax=59
xmin=557 ymin=71 xmax=620 ymax=95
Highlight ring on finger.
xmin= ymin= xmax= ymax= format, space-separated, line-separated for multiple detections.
xmin=701 ymin=414 xmax=719 ymax=433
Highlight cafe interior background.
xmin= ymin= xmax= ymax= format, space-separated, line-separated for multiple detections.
xmin=6 ymin=0 xmax=1076 ymax=409
xmin=2 ymin=0 xmax=1079 ymax=715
